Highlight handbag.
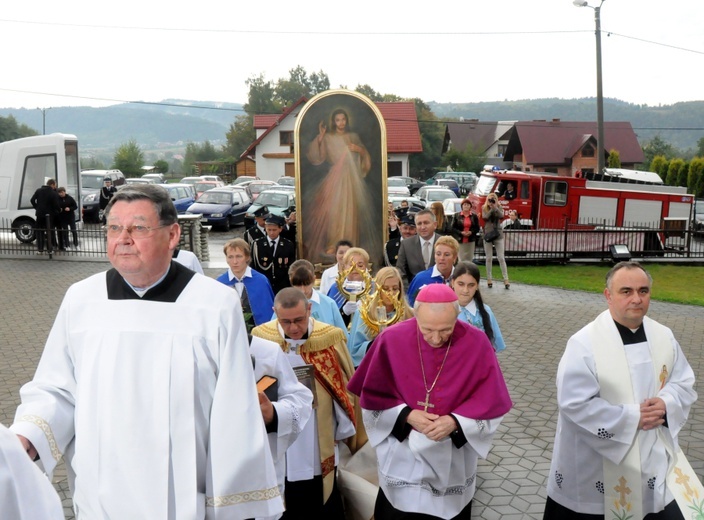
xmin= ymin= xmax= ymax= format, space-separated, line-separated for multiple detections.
xmin=483 ymin=228 xmax=500 ymax=243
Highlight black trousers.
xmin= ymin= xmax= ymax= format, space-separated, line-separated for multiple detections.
xmin=281 ymin=472 xmax=344 ymax=520
xmin=543 ymin=496 xmax=685 ymax=520
xmin=374 ymin=488 xmax=472 ymax=520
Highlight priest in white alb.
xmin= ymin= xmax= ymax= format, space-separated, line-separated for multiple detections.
xmin=10 ymin=184 xmax=284 ymax=519
xmin=348 ymin=283 xmax=512 ymax=520
xmin=544 ymin=261 xmax=698 ymax=520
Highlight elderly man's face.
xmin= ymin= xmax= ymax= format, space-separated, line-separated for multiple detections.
xmin=416 ymin=302 xmax=457 ymax=348
xmin=604 ymin=267 xmax=651 ymax=329
xmin=106 ymin=199 xmax=179 ymax=288
xmin=415 ymin=213 xmax=437 ymax=240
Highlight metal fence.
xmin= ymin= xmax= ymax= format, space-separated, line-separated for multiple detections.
xmin=0 ymin=216 xmax=209 ymax=261
xmin=2 ymin=216 xmax=703 ymax=263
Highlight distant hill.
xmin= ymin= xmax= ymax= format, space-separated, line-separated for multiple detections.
xmin=2 ymin=97 xmax=702 ymax=153
xmin=0 ymin=99 xmax=244 ymax=151
xmin=428 ymin=98 xmax=704 ymax=151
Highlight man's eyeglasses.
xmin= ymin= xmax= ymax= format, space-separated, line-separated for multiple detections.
xmin=103 ymin=224 xmax=168 ymax=238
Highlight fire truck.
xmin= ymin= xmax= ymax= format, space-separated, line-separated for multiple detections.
xmin=469 ymin=170 xmax=693 ymax=230
xmin=467 ymin=170 xmax=694 ymax=257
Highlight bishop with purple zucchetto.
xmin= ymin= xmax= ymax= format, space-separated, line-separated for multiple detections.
xmin=348 ymin=283 xmax=512 ymax=520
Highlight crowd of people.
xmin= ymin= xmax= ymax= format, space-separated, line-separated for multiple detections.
xmin=3 ymin=181 xmax=699 ymax=520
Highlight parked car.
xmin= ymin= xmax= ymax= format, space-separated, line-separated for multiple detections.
xmin=163 ymin=183 xmax=197 ymax=214
xmin=194 ymin=180 xmax=225 ymax=198
xmin=388 ymin=195 xmax=424 ymax=217
xmin=124 ymin=178 xmax=157 ymax=186
xmin=141 ymin=173 xmax=166 ymax=184
xmin=415 ymin=186 xmax=457 ymax=208
xmin=199 ymin=175 xmax=224 ymax=183
xmin=247 ymin=180 xmax=280 ymax=200
xmin=232 ymin=175 xmax=259 ymax=186
xmin=387 ymin=177 xmax=412 ymax=196
xmin=694 ymin=199 xmax=704 ymax=237
xmin=179 ymin=176 xmax=202 ymax=186
xmin=276 ymin=176 xmax=295 ymax=187
xmin=80 ymin=169 xmax=126 ymax=223
xmin=441 ymin=198 xmax=464 ymax=218
xmin=432 ymin=179 xmax=461 ymax=196
xmin=394 ymin=175 xmax=425 ymax=194
xmin=186 ymin=188 xmax=252 ymax=230
xmin=428 ymin=172 xmax=478 ymax=195
xmin=244 ymin=189 xmax=296 ymax=228
xmin=220 ymin=184 xmax=254 ymax=201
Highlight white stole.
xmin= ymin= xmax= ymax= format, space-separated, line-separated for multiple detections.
xmin=590 ymin=310 xmax=703 ymax=519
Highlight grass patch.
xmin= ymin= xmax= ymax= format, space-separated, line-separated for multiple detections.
xmin=479 ymin=264 xmax=704 ymax=306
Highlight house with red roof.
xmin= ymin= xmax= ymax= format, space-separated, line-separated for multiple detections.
xmin=240 ymin=97 xmax=423 ymax=182
xmin=444 ymin=119 xmax=644 ymax=176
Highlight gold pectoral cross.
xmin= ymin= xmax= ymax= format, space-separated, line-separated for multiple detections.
xmin=417 ymin=392 xmax=435 ymax=412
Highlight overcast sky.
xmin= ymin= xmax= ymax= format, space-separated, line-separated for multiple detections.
xmin=1 ymin=0 xmax=702 ymax=112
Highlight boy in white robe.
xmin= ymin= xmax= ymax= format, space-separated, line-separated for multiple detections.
xmin=11 ymin=184 xmax=284 ymax=519
xmin=544 ymin=261 xmax=697 ymax=519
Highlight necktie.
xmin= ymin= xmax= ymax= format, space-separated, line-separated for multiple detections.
xmin=270 ymin=240 xmax=277 ymax=255
xmin=422 ymin=240 xmax=431 ymax=269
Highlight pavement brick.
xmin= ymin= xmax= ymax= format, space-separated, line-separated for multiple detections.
xmin=1 ymin=258 xmax=703 ymax=519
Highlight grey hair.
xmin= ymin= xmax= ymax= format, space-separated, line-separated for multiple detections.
xmin=414 ymin=208 xmax=436 ymax=223
xmin=104 ymin=184 xmax=177 ymax=225
xmin=413 ymin=299 xmax=461 ymax=316
xmin=605 ymin=261 xmax=653 ymax=290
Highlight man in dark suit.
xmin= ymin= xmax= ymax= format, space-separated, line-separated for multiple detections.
xmin=396 ymin=209 xmax=440 ymax=286
xmin=251 ymin=214 xmax=296 ymax=294
xmin=244 ymin=205 xmax=269 ymax=247
xmin=384 ymin=214 xmax=416 ymax=267
xmin=30 ymin=178 xmax=61 ymax=254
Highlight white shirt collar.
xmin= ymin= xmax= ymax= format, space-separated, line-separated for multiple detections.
xmin=228 ymin=265 xmax=252 ymax=282
xmin=463 ymin=299 xmax=478 ymax=315
xmin=431 ymin=264 xmax=454 ymax=281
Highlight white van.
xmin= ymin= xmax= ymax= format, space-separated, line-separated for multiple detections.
xmin=0 ymin=133 xmax=81 ymax=242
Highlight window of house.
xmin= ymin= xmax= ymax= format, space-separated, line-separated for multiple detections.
xmin=543 ymin=167 xmax=558 ymax=174
xmin=280 ymin=131 xmax=294 ymax=146
xmin=582 ymin=145 xmax=595 ymax=157
xmin=497 ymin=144 xmax=507 ymax=157
xmin=543 ymin=181 xmax=568 ymax=207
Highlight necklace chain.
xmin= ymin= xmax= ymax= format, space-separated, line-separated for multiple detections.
xmin=417 ymin=329 xmax=453 ymax=399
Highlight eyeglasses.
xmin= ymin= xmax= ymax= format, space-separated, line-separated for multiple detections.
xmin=103 ymin=224 xmax=169 ymax=238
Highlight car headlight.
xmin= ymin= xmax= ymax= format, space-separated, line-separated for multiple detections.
xmin=211 ymin=213 xmax=223 ymax=217
xmin=83 ymin=193 xmax=98 ymax=203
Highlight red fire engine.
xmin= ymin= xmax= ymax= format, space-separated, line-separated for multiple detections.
xmin=468 ymin=170 xmax=693 ymax=230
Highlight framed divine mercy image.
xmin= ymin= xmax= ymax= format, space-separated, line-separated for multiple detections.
xmin=295 ymin=89 xmax=387 ymax=269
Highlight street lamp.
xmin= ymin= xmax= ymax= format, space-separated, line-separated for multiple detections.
xmin=36 ymin=107 xmax=51 ymax=135
xmin=574 ymin=0 xmax=605 ymax=175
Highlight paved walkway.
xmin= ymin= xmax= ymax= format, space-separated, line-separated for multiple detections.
xmin=1 ymin=258 xmax=703 ymax=519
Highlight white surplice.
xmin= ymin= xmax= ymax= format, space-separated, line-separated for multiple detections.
xmin=11 ymin=269 xmax=283 ymax=519
xmin=547 ymin=312 xmax=697 ymax=515
xmin=364 ymin=405 xmax=503 ymax=519
xmin=0 ymin=422 xmax=64 ymax=520
xmin=250 ymin=335 xmax=314 ymax=519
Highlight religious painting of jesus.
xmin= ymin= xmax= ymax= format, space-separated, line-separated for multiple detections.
xmin=295 ymin=90 xmax=387 ymax=269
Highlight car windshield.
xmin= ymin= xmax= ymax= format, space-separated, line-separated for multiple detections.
xmin=474 ymin=175 xmax=497 ymax=196
xmin=256 ymin=192 xmax=289 ymax=208
xmin=81 ymin=175 xmax=105 ymax=189
xmin=428 ymin=190 xmax=455 ymax=201
xmin=233 ymin=177 xmax=256 ymax=185
xmin=250 ymin=183 xmax=274 ymax=194
xmin=127 ymin=179 xmax=149 ymax=184
xmin=180 ymin=178 xmax=199 ymax=185
xmin=195 ymin=182 xmax=216 ymax=192
xmin=388 ymin=178 xmax=406 ymax=187
xmin=197 ymin=192 xmax=231 ymax=204
xmin=278 ymin=177 xmax=295 ymax=186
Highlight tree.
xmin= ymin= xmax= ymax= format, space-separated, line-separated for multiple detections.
xmin=183 ymin=141 xmax=222 ymax=174
xmin=81 ymin=157 xmax=106 ymax=170
xmin=243 ymin=74 xmax=280 ymax=116
xmin=607 ymin=149 xmax=621 ymax=168
xmin=113 ymin=139 xmax=144 ymax=176
xmin=649 ymin=155 xmax=669 ymax=178
xmin=275 ymin=66 xmax=330 ymax=107
xmin=665 ymin=158 xmax=684 ymax=186
xmin=153 ymin=160 xmax=169 ymax=174
xmin=642 ymin=135 xmax=677 ymax=166
xmin=223 ymin=114 xmax=255 ymax=159
xmin=697 ymin=137 xmax=704 ymax=158
xmin=0 ymin=115 xmax=37 ymax=143
xmin=688 ymin=158 xmax=704 ymax=197
xmin=676 ymin=161 xmax=689 ymax=187
xmin=441 ymin=142 xmax=487 ymax=174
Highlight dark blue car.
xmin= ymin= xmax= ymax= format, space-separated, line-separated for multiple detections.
xmin=164 ymin=184 xmax=196 ymax=214
xmin=186 ymin=189 xmax=252 ymax=230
